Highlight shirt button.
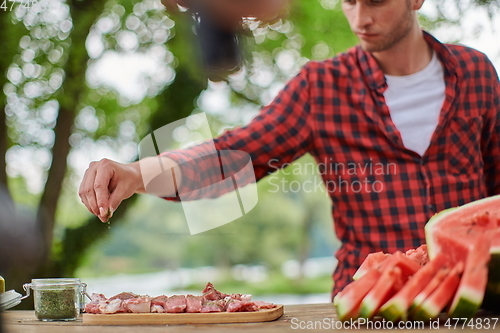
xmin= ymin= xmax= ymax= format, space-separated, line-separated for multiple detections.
xmin=428 ymin=204 xmax=434 ymax=211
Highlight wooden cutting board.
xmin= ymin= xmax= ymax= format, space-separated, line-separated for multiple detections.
xmin=82 ymin=305 xmax=284 ymax=325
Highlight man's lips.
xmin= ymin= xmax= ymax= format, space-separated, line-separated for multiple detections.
xmin=356 ymin=32 xmax=378 ymax=39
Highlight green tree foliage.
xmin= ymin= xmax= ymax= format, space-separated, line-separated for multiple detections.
xmin=0 ymin=0 xmax=207 ymax=306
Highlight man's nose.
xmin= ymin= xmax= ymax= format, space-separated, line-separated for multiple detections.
xmin=352 ymin=3 xmax=374 ymax=30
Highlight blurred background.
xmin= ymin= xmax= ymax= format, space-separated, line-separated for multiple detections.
xmin=0 ymin=0 xmax=499 ymax=310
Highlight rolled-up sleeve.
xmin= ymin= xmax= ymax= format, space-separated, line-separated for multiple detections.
xmin=162 ymin=63 xmax=314 ymax=201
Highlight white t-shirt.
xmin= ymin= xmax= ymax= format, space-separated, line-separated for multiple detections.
xmin=384 ymin=52 xmax=446 ymax=156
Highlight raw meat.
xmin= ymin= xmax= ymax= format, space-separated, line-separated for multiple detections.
xmin=84 ymin=282 xmax=276 ymax=315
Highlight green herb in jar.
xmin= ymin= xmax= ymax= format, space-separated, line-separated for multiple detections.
xmin=35 ymin=289 xmax=78 ymax=321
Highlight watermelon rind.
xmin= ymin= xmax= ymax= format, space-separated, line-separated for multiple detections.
xmin=359 ymin=296 xmax=378 ymax=319
xmin=334 ymin=269 xmax=382 ymax=321
xmin=448 ymin=265 xmax=488 ymax=319
xmin=409 ymin=267 xmax=449 ymax=315
xmin=412 ymin=303 xmax=440 ymax=322
xmin=483 ymin=247 xmax=500 ymax=311
xmin=448 ymin=295 xmax=481 ymax=318
xmin=485 ymin=280 xmax=500 ymax=294
xmin=359 ymin=266 xmax=401 ymax=319
xmin=482 ymin=249 xmax=500 ymax=311
xmin=336 ymin=298 xmax=357 ymax=321
xmin=487 ymin=249 xmax=500 ymax=285
xmin=379 ymin=253 xmax=448 ymax=322
xmin=424 ymin=207 xmax=457 ymax=259
xmin=482 ymin=241 xmax=500 ymax=312
xmin=378 ymin=299 xmax=405 ymax=322
xmin=414 ymin=263 xmax=462 ymax=321
xmin=483 ymin=280 xmax=500 ymax=311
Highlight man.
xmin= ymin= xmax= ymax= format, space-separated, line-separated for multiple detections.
xmin=79 ymin=0 xmax=500 ymax=297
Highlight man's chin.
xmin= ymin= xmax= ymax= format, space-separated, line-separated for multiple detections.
xmin=359 ymin=42 xmax=386 ymax=53
xmin=359 ymin=43 xmax=376 ymax=53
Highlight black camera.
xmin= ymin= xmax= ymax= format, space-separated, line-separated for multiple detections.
xmin=189 ymin=1 xmax=243 ymax=80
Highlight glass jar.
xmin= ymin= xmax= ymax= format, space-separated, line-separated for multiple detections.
xmin=23 ymin=278 xmax=87 ymax=321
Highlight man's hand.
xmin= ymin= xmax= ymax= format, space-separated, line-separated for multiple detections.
xmin=79 ymin=157 xmax=182 ymax=222
xmin=79 ymin=159 xmax=142 ymax=222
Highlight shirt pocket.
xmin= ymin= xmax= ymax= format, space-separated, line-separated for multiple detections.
xmin=446 ymin=116 xmax=483 ymax=175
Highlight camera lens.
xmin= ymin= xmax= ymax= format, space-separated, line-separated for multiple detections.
xmin=191 ymin=2 xmax=242 ymax=80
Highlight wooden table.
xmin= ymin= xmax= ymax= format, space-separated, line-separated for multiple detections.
xmin=2 ymin=304 xmax=500 ymax=332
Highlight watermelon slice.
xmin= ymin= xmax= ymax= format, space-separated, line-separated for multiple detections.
xmin=353 ymin=252 xmax=390 ymax=280
xmin=337 ymin=195 xmax=500 ymax=322
xmin=425 ymin=195 xmax=500 ymax=312
xmin=404 ymin=244 xmax=429 ymax=266
xmin=353 ymin=247 xmax=426 ymax=281
xmin=359 ymin=257 xmax=404 ymax=319
xmin=448 ymin=235 xmax=491 ymax=318
xmin=391 ymin=251 xmax=422 ymax=279
xmin=334 ymin=269 xmax=382 ymax=321
xmin=348 ymin=251 xmax=421 ymax=319
xmin=409 ymin=265 xmax=450 ymax=315
xmin=426 ymin=199 xmax=499 ymax=260
xmin=413 ymin=262 xmax=463 ymax=321
xmin=428 ymin=230 xmax=468 ymax=265
xmin=378 ymin=252 xmax=449 ymax=321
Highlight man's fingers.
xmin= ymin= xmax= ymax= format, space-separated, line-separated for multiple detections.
xmin=97 ymin=165 xmax=131 ymax=222
xmin=106 ymin=190 xmax=125 ymax=222
xmin=79 ymin=159 xmax=141 ymax=223
xmin=79 ymin=165 xmax=99 ymax=216
xmin=79 ymin=159 xmax=115 ymax=222
xmin=93 ymin=159 xmax=114 ymax=220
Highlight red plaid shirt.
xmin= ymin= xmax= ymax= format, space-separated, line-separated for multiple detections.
xmin=164 ymin=31 xmax=500 ymax=296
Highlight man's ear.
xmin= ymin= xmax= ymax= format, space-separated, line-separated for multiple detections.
xmin=413 ymin=0 xmax=425 ymax=10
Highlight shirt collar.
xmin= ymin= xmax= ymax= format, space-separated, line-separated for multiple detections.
xmin=356 ymin=30 xmax=458 ymax=92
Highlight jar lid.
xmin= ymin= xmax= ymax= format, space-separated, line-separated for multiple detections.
xmin=0 ymin=290 xmax=22 ymax=311
xmin=31 ymin=278 xmax=81 ymax=288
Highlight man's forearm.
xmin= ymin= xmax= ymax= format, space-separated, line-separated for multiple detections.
xmin=137 ymin=156 xmax=182 ymax=196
